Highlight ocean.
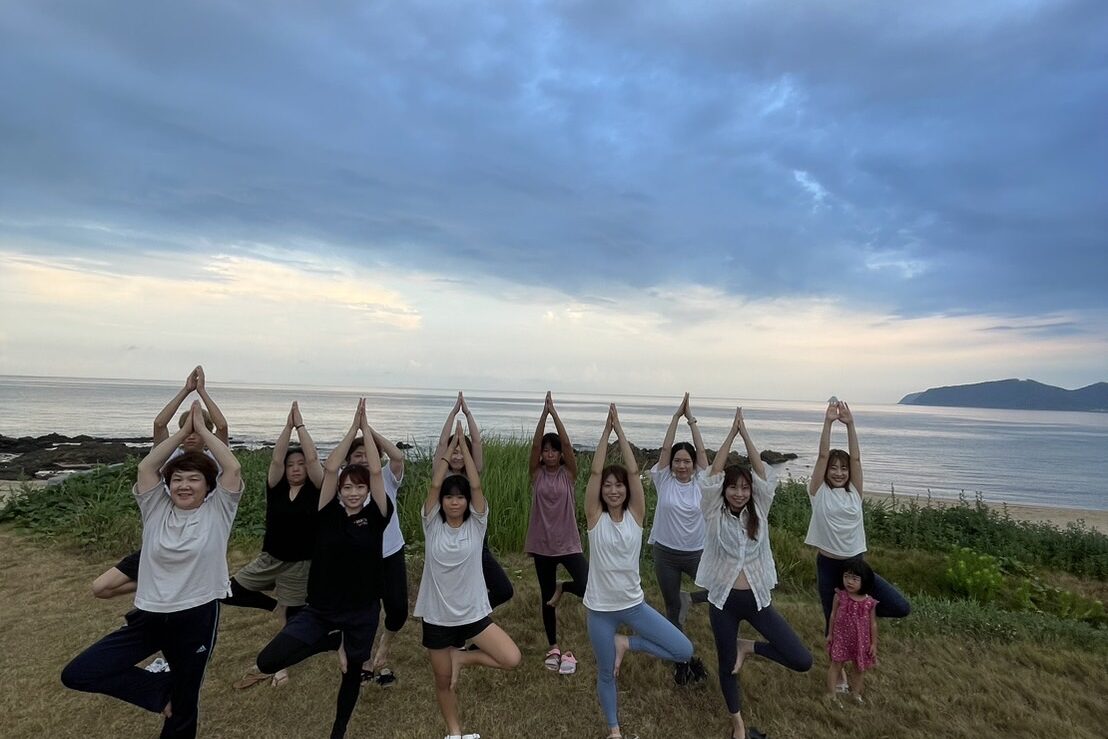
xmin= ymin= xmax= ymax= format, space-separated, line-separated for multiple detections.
xmin=2 ymin=375 xmax=1106 ymax=512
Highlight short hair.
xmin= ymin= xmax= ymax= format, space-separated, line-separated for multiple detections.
xmin=338 ymin=463 xmax=373 ymax=490
xmin=825 ymin=448 xmax=852 ymax=489
xmin=284 ymin=446 xmax=305 ymax=465
xmin=600 ymin=465 xmax=631 ymax=514
xmin=162 ymin=450 xmax=218 ymax=493
xmin=721 ymin=465 xmax=758 ymax=540
xmin=439 ymin=474 xmax=473 ymax=522
xmin=841 ymin=557 xmax=876 ymax=596
xmin=177 ymin=408 xmax=214 ymax=432
xmin=345 ymin=438 xmax=365 ymax=463
xmin=670 ymin=442 xmax=696 ymax=469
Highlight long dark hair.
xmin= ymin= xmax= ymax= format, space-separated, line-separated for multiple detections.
xmin=722 ymin=465 xmax=758 ymax=540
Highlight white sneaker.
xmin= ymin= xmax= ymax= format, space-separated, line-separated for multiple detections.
xmin=145 ymin=657 xmax=171 ymax=673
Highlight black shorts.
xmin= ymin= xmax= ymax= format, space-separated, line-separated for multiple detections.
xmin=421 ymin=616 xmax=493 ymax=650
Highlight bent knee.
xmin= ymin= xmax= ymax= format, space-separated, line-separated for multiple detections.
xmin=791 ymin=650 xmax=814 ymax=673
xmin=501 ymin=645 xmax=522 ymax=670
xmin=61 ymin=659 xmax=92 ymax=691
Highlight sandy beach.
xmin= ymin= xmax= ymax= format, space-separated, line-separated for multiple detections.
xmin=864 ymin=490 xmax=1108 ymax=534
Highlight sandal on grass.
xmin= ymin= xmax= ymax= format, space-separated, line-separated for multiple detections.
xmin=233 ymin=668 xmax=272 ymax=690
xmin=543 ymin=647 xmax=562 ymax=671
xmin=558 ymin=651 xmax=577 ymax=675
xmin=270 ymin=669 xmax=289 ymax=688
xmin=373 ymin=667 xmax=397 ymax=687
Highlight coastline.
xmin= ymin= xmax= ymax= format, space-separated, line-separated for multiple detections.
xmin=863 ymin=490 xmax=1108 ymax=534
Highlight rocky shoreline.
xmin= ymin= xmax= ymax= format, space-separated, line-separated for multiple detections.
xmin=0 ymin=433 xmax=797 ymax=482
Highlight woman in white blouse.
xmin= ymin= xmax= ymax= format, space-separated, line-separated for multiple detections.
xmin=697 ymin=408 xmax=812 ymax=739
xmin=806 ymin=401 xmax=910 ymax=687
xmin=585 ymin=404 xmax=694 ymax=739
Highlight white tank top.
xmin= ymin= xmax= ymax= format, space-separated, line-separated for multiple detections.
xmin=804 ymin=482 xmax=867 ymax=557
xmin=584 ymin=513 xmax=644 ymax=612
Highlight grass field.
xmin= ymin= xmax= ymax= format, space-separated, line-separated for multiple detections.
xmin=2 ymin=441 xmax=1106 ymax=738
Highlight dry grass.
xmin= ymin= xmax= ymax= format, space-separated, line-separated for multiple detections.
xmin=2 ymin=528 xmax=1105 ymax=739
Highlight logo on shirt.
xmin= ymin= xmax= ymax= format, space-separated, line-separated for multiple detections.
xmin=353 ymin=518 xmax=369 ymax=527
xmin=195 ymin=644 xmax=207 ymax=654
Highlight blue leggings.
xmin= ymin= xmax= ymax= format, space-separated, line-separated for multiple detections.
xmin=587 ymin=602 xmax=694 ymax=729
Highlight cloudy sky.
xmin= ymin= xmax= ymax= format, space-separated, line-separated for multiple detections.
xmin=1 ymin=0 xmax=1105 ymax=402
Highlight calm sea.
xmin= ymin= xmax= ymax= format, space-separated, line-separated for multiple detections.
xmin=2 ymin=376 xmax=1106 ymax=512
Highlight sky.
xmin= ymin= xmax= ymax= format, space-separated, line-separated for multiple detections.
xmin=1 ymin=0 xmax=1106 ymax=402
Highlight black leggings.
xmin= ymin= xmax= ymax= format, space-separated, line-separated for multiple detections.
xmin=381 ymin=547 xmax=409 ymax=633
xmin=709 ymin=589 xmax=812 ymax=714
xmin=221 ymin=578 xmax=278 ymax=612
xmin=483 ymin=538 xmax=514 ymax=610
xmin=257 ymin=632 xmax=354 ymax=738
xmin=533 ymin=552 xmax=588 ymax=646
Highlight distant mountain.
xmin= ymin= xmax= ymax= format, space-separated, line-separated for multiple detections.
xmin=898 ymin=379 xmax=1108 ymax=412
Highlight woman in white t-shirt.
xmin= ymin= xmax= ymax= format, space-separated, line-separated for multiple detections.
xmin=414 ymin=421 xmax=521 ymax=739
xmin=62 ymin=402 xmax=243 ymax=739
xmin=650 ymin=392 xmax=711 ymax=685
xmin=698 ymin=408 xmax=812 ymax=739
xmin=807 ymin=401 xmax=910 ymax=685
xmin=585 ymin=404 xmax=694 ymax=739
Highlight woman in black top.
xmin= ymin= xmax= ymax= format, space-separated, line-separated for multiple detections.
xmin=254 ymin=399 xmax=393 ymax=739
xmin=230 ymin=402 xmax=324 ymax=689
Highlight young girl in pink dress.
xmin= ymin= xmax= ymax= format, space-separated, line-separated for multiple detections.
xmin=826 ymin=558 xmax=878 ymax=704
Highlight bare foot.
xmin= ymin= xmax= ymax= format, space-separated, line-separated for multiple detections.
xmin=732 ymin=639 xmax=754 ymax=674
xmin=613 ymin=634 xmax=630 ymax=677
xmin=449 ymin=647 xmax=464 ymax=691
xmin=730 ymin=711 xmax=746 ymax=739
xmin=337 ymin=643 xmax=348 ymax=674
xmin=546 ymin=581 xmax=564 ymax=608
xmin=162 ymin=700 xmax=173 ymax=719
xmin=271 ymin=669 xmax=289 ymax=688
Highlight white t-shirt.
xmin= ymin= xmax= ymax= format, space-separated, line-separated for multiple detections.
xmin=804 ymin=482 xmax=867 ymax=557
xmin=413 ymin=503 xmax=491 ymax=626
xmin=380 ymin=464 xmax=406 ymax=557
xmin=584 ymin=513 xmax=645 ymax=612
xmin=695 ymin=468 xmax=778 ymax=611
xmin=133 ymin=478 xmax=243 ymax=613
xmin=648 ymin=463 xmax=705 ymax=551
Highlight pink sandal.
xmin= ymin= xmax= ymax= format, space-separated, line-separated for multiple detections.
xmin=558 ymin=651 xmax=577 ymax=675
xmin=543 ymin=647 xmax=561 ymax=671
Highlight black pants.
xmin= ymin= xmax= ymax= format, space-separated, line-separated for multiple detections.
xmin=709 ymin=589 xmax=812 ymax=714
xmin=381 ymin=546 xmax=409 ymax=633
xmin=533 ymin=552 xmax=588 ymax=646
xmin=816 ymin=553 xmax=911 ymax=633
xmin=652 ymin=542 xmax=710 ymax=631
xmin=483 ymin=537 xmax=514 ymax=609
xmin=221 ymin=577 xmax=278 ymax=612
xmin=61 ymin=601 xmax=220 ymax=739
xmin=256 ymin=603 xmax=380 ymax=739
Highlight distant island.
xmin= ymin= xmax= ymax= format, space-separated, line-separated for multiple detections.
xmin=899 ymin=378 xmax=1108 ymax=412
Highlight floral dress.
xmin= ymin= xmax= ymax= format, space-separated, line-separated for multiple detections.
xmin=828 ymin=589 xmax=878 ymax=670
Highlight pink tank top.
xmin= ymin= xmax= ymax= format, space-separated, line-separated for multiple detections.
xmin=524 ymin=466 xmax=583 ymax=556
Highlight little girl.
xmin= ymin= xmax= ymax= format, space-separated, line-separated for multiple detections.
xmin=826 ymin=558 xmax=878 ymax=704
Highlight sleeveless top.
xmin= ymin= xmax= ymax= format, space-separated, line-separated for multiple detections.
xmin=524 ymin=466 xmax=583 ymax=556
xmin=583 ymin=513 xmax=644 ymax=612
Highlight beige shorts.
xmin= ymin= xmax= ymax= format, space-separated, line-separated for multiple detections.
xmin=234 ymin=553 xmax=311 ymax=607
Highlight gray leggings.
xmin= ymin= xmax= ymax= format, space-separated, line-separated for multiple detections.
xmin=652 ymin=542 xmax=709 ymax=631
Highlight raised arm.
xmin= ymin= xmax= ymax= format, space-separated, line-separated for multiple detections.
xmin=152 ymin=368 xmax=196 ymax=445
xmin=138 ymin=411 xmax=194 ymax=491
xmin=292 ymin=401 xmax=324 ymax=488
xmin=838 ymin=402 xmax=864 ymax=495
xmin=456 ymin=419 xmax=486 ymax=514
xmin=320 ymin=399 xmax=363 ymax=510
xmin=269 ymin=404 xmax=296 ymax=487
xmin=459 ymin=393 xmax=484 ymax=473
xmin=685 ymin=395 xmax=709 ymax=470
xmin=611 ymin=404 xmax=645 ymax=523
xmin=433 ymin=393 xmax=464 ymax=461
xmin=734 ymin=408 xmax=766 ymax=481
xmin=426 ymin=432 xmax=459 ymax=515
xmin=369 ymin=427 xmax=405 ymax=480
xmin=657 ymin=394 xmax=685 ymax=469
xmin=528 ymin=394 xmax=552 ymax=477
xmin=809 ymin=403 xmax=839 ymax=496
xmin=547 ymin=393 xmax=578 ymax=479
xmin=709 ymin=408 xmax=742 ymax=476
xmin=359 ymin=413 xmax=388 ymax=517
xmin=585 ymin=410 xmax=614 ymax=529
xmin=194 ymin=366 xmax=229 ymax=445
xmin=191 ymin=402 xmax=241 ymax=491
